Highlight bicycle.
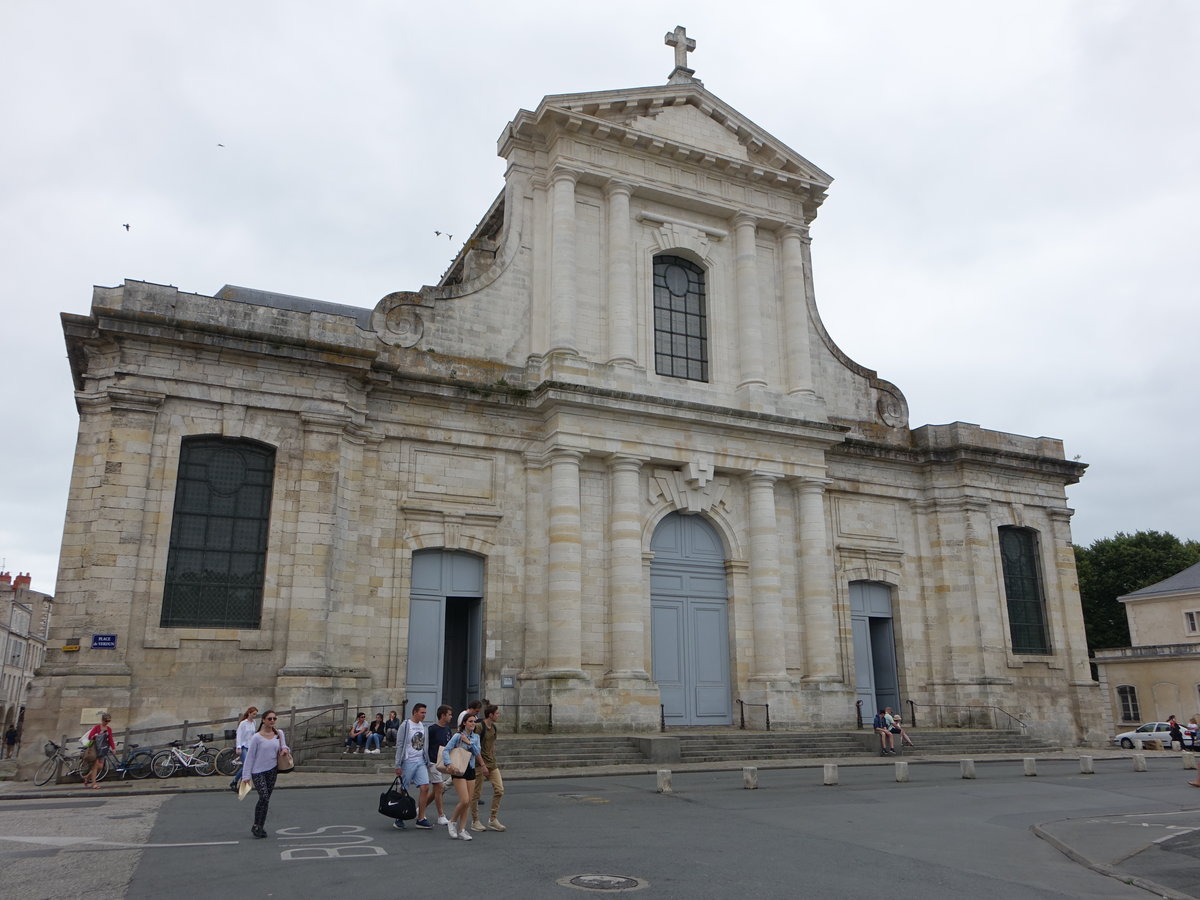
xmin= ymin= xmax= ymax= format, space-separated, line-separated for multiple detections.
xmin=102 ymin=741 xmax=155 ymax=780
xmin=33 ymin=740 xmax=85 ymax=786
xmin=150 ymin=739 xmax=217 ymax=778
xmin=214 ymin=746 xmax=241 ymax=777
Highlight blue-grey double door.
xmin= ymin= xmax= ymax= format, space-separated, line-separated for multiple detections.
xmin=651 ymin=513 xmax=732 ymax=726
xmin=405 ymin=550 xmax=482 ymax=716
xmin=850 ymin=581 xmax=899 ymax=716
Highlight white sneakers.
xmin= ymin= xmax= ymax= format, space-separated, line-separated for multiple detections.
xmin=458 ymin=829 xmax=473 ymax=841
xmin=366 ymin=748 xmax=380 ymax=754
xmin=447 ymin=821 xmax=458 ymax=839
xmin=436 ymin=816 xmax=450 ymax=825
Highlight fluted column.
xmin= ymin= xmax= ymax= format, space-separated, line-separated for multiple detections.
xmin=605 ymin=181 xmax=637 ymax=366
xmin=782 ymin=223 xmax=815 ymax=395
xmin=795 ymin=477 xmax=838 ymax=679
xmin=549 ymin=169 xmax=579 ymax=355
xmin=747 ymin=472 xmax=787 ymax=680
xmin=606 ymin=454 xmax=649 ymax=680
xmin=733 ymin=213 xmax=767 ymax=390
xmin=547 ymin=448 xmax=584 ymax=676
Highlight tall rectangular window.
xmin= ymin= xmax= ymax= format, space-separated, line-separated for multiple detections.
xmin=999 ymin=526 xmax=1050 ymax=654
xmin=1117 ymin=684 xmax=1140 ymax=722
xmin=161 ymin=437 xmax=275 ymax=628
xmin=1185 ymin=611 xmax=1198 ymax=635
xmin=653 ymin=255 xmax=708 ymax=382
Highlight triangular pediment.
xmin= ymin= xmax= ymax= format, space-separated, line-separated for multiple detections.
xmin=505 ymin=82 xmax=832 ymax=191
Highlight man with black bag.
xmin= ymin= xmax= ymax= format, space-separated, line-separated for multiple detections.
xmin=393 ymin=703 xmax=434 ymax=831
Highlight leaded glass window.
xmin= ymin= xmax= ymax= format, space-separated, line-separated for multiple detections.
xmin=653 ymin=255 xmax=708 ymax=382
xmin=160 ymin=437 xmax=275 ymax=628
xmin=999 ymin=526 xmax=1050 ymax=654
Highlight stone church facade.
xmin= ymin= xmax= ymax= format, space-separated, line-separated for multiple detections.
xmin=27 ymin=33 xmax=1105 ymax=745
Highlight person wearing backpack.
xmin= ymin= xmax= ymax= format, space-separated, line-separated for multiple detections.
xmin=81 ymin=712 xmax=115 ymax=788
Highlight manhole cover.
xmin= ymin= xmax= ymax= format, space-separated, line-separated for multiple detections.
xmin=557 ymin=874 xmax=648 ymax=892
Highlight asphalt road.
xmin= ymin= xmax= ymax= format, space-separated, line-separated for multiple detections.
xmin=2 ymin=757 xmax=1199 ymax=899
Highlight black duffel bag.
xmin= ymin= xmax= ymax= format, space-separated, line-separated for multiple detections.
xmin=378 ymin=777 xmax=417 ymax=821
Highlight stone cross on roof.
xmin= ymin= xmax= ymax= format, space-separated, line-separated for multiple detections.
xmin=665 ymin=25 xmax=697 ymax=84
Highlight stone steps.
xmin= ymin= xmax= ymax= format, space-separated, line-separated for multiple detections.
xmin=295 ymin=729 xmax=1060 ymax=773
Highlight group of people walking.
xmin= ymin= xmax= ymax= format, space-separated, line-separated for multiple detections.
xmin=225 ymin=699 xmax=506 ymax=842
xmin=392 ymin=700 xmax=506 ymax=841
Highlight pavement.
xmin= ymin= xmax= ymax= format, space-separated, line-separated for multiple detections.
xmin=4 ymin=746 xmax=1199 ymax=899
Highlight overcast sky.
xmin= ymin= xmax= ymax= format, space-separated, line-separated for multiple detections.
xmin=2 ymin=1 xmax=1197 ymax=594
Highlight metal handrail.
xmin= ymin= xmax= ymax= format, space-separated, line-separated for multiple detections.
xmin=735 ymin=699 xmax=771 ymax=731
xmin=907 ymin=702 xmax=1027 ymax=733
xmin=67 ymin=700 xmax=354 ymax=756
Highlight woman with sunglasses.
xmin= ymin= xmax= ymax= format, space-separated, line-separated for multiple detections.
xmin=239 ymin=709 xmax=290 ymax=839
xmin=442 ymin=713 xmax=488 ymax=841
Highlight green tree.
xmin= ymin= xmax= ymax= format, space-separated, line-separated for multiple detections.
xmin=1074 ymin=530 xmax=1200 ymax=650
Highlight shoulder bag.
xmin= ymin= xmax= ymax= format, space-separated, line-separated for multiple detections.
xmin=276 ymin=735 xmax=295 ymax=774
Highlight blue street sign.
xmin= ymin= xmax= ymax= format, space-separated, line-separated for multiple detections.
xmin=91 ymin=634 xmax=118 ymax=649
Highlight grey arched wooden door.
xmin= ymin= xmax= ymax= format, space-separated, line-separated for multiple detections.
xmin=651 ymin=513 xmax=732 ymax=726
xmin=406 ymin=550 xmax=483 ymax=715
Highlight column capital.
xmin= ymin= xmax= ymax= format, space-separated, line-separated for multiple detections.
xmin=547 ymin=447 xmax=586 ymax=465
xmin=606 ymin=453 xmax=648 ymax=472
xmin=791 ymin=475 xmax=832 ymax=494
xmin=731 ymin=211 xmax=758 ymax=229
xmin=746 ymin=470 xmax=783 ymax=488
xmin=604 ymin=179 xmax=635 ymax=199
xmin=550 ymin=166 xmax=581 ymax=186
xmin=781 ymin=222 xmax=810 ymax=241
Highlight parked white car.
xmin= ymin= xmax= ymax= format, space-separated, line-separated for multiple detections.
xmin=1112 ymin=722 xmax=1197 ymax=749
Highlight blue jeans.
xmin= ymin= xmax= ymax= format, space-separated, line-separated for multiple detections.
xmin=366 ymin=733 xmax=382 ymax=751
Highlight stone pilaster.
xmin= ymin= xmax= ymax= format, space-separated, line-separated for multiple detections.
xmin=276 ymin=410 xmax=371 ymax=704
xmin=794 ymin=477 xmax=838 ymax=680
xmin=782 ymin=223 xmax=815 ymax=396
xmin=546 ymin=448 xmax=585 ymax=679
xmin=733 ymin=213 xmax=767 ymax=390
xmin=746 ymin=472 xmax=787 ymax=680
xmin=549 ymin=168 xmax=579 ymax=355
xmin=605 ymin=180 xmax=637 ymax=366
xmin=605 ymin=454 xmax=649 ymax=683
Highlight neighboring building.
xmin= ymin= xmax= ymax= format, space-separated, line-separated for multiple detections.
xmin=1094 ymin=561 xmax=1200 ymax=731
xmin=25 ymin=30 xmax=1104 ymax=746
xmin=1 ymin=572 xmax=52 ymax=748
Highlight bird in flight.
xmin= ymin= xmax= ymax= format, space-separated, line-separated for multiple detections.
xmin=434 ymin=231 xmax=453 ymax=240
xmin=217 ymin=143 xmax=225 ymax=147
xmin=122 ymin=224 xmax=131 ymax=231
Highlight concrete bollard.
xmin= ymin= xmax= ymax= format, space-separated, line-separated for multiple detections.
xmin=1133 ymin=738 xmax=1143 ymax=751
xmin=1023 ymin=758 xmax=1038 ymax=777
xmin=657 ymin=769 xmax=673 ymax=793
xmin=1133 ymin=754 xmax=1147 ymax=772
xmin=743 ymin=767 xmax=758 ymax=790
xmin=1172 ymin=741 xmax=1183 ymax=751
xmin=1184 ymin=753 xmax=1196 ymax=771
xmin=1079 ymin=755 xmax=1094 ymax=774
xmin=960 ymin=759 xmax=976 ymax=780
xmin=823 ymin=763 xmax=838 ymax=785
xmin=895 ymin=760 xmax=909 ymax=783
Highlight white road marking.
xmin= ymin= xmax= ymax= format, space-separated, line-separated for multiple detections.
xmin=0 ymin=835 xmax=238 ymax=849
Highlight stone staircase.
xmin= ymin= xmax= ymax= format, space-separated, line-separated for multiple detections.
xmin=296 ymin=728 xmax=1060 ymax=774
